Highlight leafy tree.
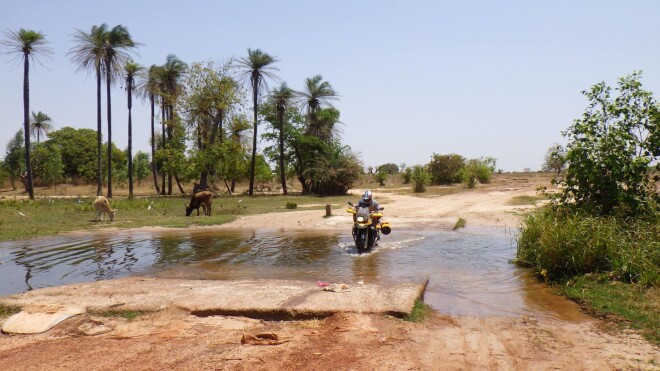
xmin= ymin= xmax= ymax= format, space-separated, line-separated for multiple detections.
xmin=2 ymin=28 xmax=52 ymax=199
xmin=411 ymin=165 xmax=431 ymax=193
xmin=31 ymin=143 xmax=62 ymax=186
xmin=555 ymin=72 xmax=660 ymax=216
xmin=427 ymin=153 xmax=465 ymax=185
xmin=47 ymin=127 xmax=97 ymax=182
xmin=378 ymin=163 xmax=399 ymax=174
xmin=133 ymin=151 xmax=150 ymax=184
xmin=237 ymin=48 xmax=278 ymax=196
xmin=3 ymin=130 xmax=25 ymax=189
xmin=179 ymin=61 xmax=240 ymax=190
xmin=124 ymin=60 xmax=143 ymax=197
xmin=29 ymin=111 xmax=53 ymax=143
xmin=541 ymin=143 xmax=567 ymax=174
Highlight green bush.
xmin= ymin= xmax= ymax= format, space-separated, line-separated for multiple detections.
xmin=427 ymin=153 xmax=464 ymax=185
xmin=516 ymin=207 xmax=660 ymax=286
xmin=411 ymin=165 xmax=431 ymax=193
xmin=460 ymin=158 xmax=495 ymax=188
xmin=374 ymin=170 xmax=387 ymax=186
xmin=555 ymin=72 xmax=660 ymax=216
xmin=285 ymin=202 xmax=297 ymax=209
xmin=402 ymin=167 xmax=412 ymax=184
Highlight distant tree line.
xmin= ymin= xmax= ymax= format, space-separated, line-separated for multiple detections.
xmin=2 ymin=26 xmax=361 ymax=198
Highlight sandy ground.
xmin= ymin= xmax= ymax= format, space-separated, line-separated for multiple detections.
xmin=1 ymin=179 xmax=658 ymax=370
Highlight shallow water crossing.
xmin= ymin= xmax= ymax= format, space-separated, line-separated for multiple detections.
xmin=0 ymin=228 xmax=585 ymax=321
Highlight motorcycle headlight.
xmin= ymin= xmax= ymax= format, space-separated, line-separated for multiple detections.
xmin=357 ymin=216 xmax=365 ymax=222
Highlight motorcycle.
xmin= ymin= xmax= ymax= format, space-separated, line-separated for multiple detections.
xmin=347 ymin=201 xmax=392 ymax=253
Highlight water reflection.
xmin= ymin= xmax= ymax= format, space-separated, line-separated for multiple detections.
xmin=0 ymin=228 xmax=585 ymax=321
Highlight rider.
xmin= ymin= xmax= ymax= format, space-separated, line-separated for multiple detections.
xmin=355 ymin=190 xmax=380 ymax=213
xmin=353 ymin=190 xmax=383 ymax=240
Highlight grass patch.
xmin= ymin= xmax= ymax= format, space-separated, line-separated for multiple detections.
xmin=0 ymin=304 xmax=21 ymax=317
xmin=516 ymin=206 xmax=660 ymax=346
xmin=516 ymin=207 xmax=659 ymax=286
xmin=453 ymin=218 xmax=466 ymax=230
xmin=99 ymin=310 xmax=148 ymax=320
xmin=0 ymin=193 xmax=355 ymax=241
xmin=562 ymin=274 xmax=659 ymax=346
xmin=285 ymin=202 xmax=298 ymax=209
xmin=404 ymin=299 xmax=431 ymax=323
xmin=508 ymin=195 xmax=545 ymax=205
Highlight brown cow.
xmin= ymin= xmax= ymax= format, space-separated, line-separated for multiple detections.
xmin=184 ymin=191 xmax=213 ymax=216
xmin=93 ymin=196 xmax=117 ymax=221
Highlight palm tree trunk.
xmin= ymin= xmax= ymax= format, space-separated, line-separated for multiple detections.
xmin=248 ymin=81 xmax=258 ymax=196
xmin=167 ymin=105 xmax=173 ymax=195
xmin=127 ymin=77 xmax=134 ymax=198
xmin=96 ymin=64 xmax=103 ymax=197
xmin=105 ymin=61 xmax=113 ymax=198
xmin=150 ymin=95 xmax=160 ymax=194
xmin=160 ymin=103 xmax=166 ymax=195
xmin=23 ymin=53 xmax=34 ymax=200
xmin=277 ymin=109 xmax=287 ymax=195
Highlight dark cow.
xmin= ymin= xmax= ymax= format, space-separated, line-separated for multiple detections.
xmin=184 ymin=191 xmax=213 ymax=216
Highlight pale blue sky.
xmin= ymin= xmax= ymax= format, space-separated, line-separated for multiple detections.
xmin=1 ymin=0 xmax=659 ymax=171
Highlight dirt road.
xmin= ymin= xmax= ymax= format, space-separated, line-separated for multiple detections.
xmin=1 ymin=178 xmax=658 ymax=370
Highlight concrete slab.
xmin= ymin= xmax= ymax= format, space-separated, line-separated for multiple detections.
xmin=0 ymin=277 xmax=428 ymax=320
xmin=2 ymin=306 xmax=85 ymax=334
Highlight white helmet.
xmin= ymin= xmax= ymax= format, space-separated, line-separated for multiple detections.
xmin=362 ymin=190 xmax=372 ymax=203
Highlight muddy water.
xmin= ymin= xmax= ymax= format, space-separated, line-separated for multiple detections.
xmin=0 ymin=228 xmax=585 ymax=321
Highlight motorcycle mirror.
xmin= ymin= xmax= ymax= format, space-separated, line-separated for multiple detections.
xmin=348 ymin=201 xmax=354 ymax=207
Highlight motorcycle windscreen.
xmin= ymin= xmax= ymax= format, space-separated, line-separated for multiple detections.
xmin=356 ymin=207 xmax=371 ymax=223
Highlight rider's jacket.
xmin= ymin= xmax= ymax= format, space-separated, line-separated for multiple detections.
xmin=356 ymin=199 xmax=380 ymax=212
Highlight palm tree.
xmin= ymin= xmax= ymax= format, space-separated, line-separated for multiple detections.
xmin=270 ymin=83 xmax=294 ymax=195
xmin=237 ymin=48 xmax=278 ymax=196
xmin=158 ymin=55 xmax=187 ymax=195
xmin=29 ymin=111 xmax=54 ymax=143
xmin=137 ymin=64 xmax=162 ymax=194
xmin=298 ymin=75 xmax=339 ymax=136
xmin=69 ymin=24 xmax=108 ymax=197
xmin=299 ymin=75 xmax=338 ymax=114
xmin=101 ymin=25 xmax=136 ymax=198
xmin=124 ymin=60 xmax=144 ymax=197
xmin=2 ymin=29 xmax=52 ymax=200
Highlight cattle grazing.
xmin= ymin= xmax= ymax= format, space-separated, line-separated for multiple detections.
xmin=184 ymin=191 xmax=213 ymax=216
xmin=93 ymin=196 xmax=117 ymax=221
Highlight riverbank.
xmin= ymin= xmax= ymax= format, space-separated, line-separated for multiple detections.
xmin=0 ymin=173 xmax=658 ymax=370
